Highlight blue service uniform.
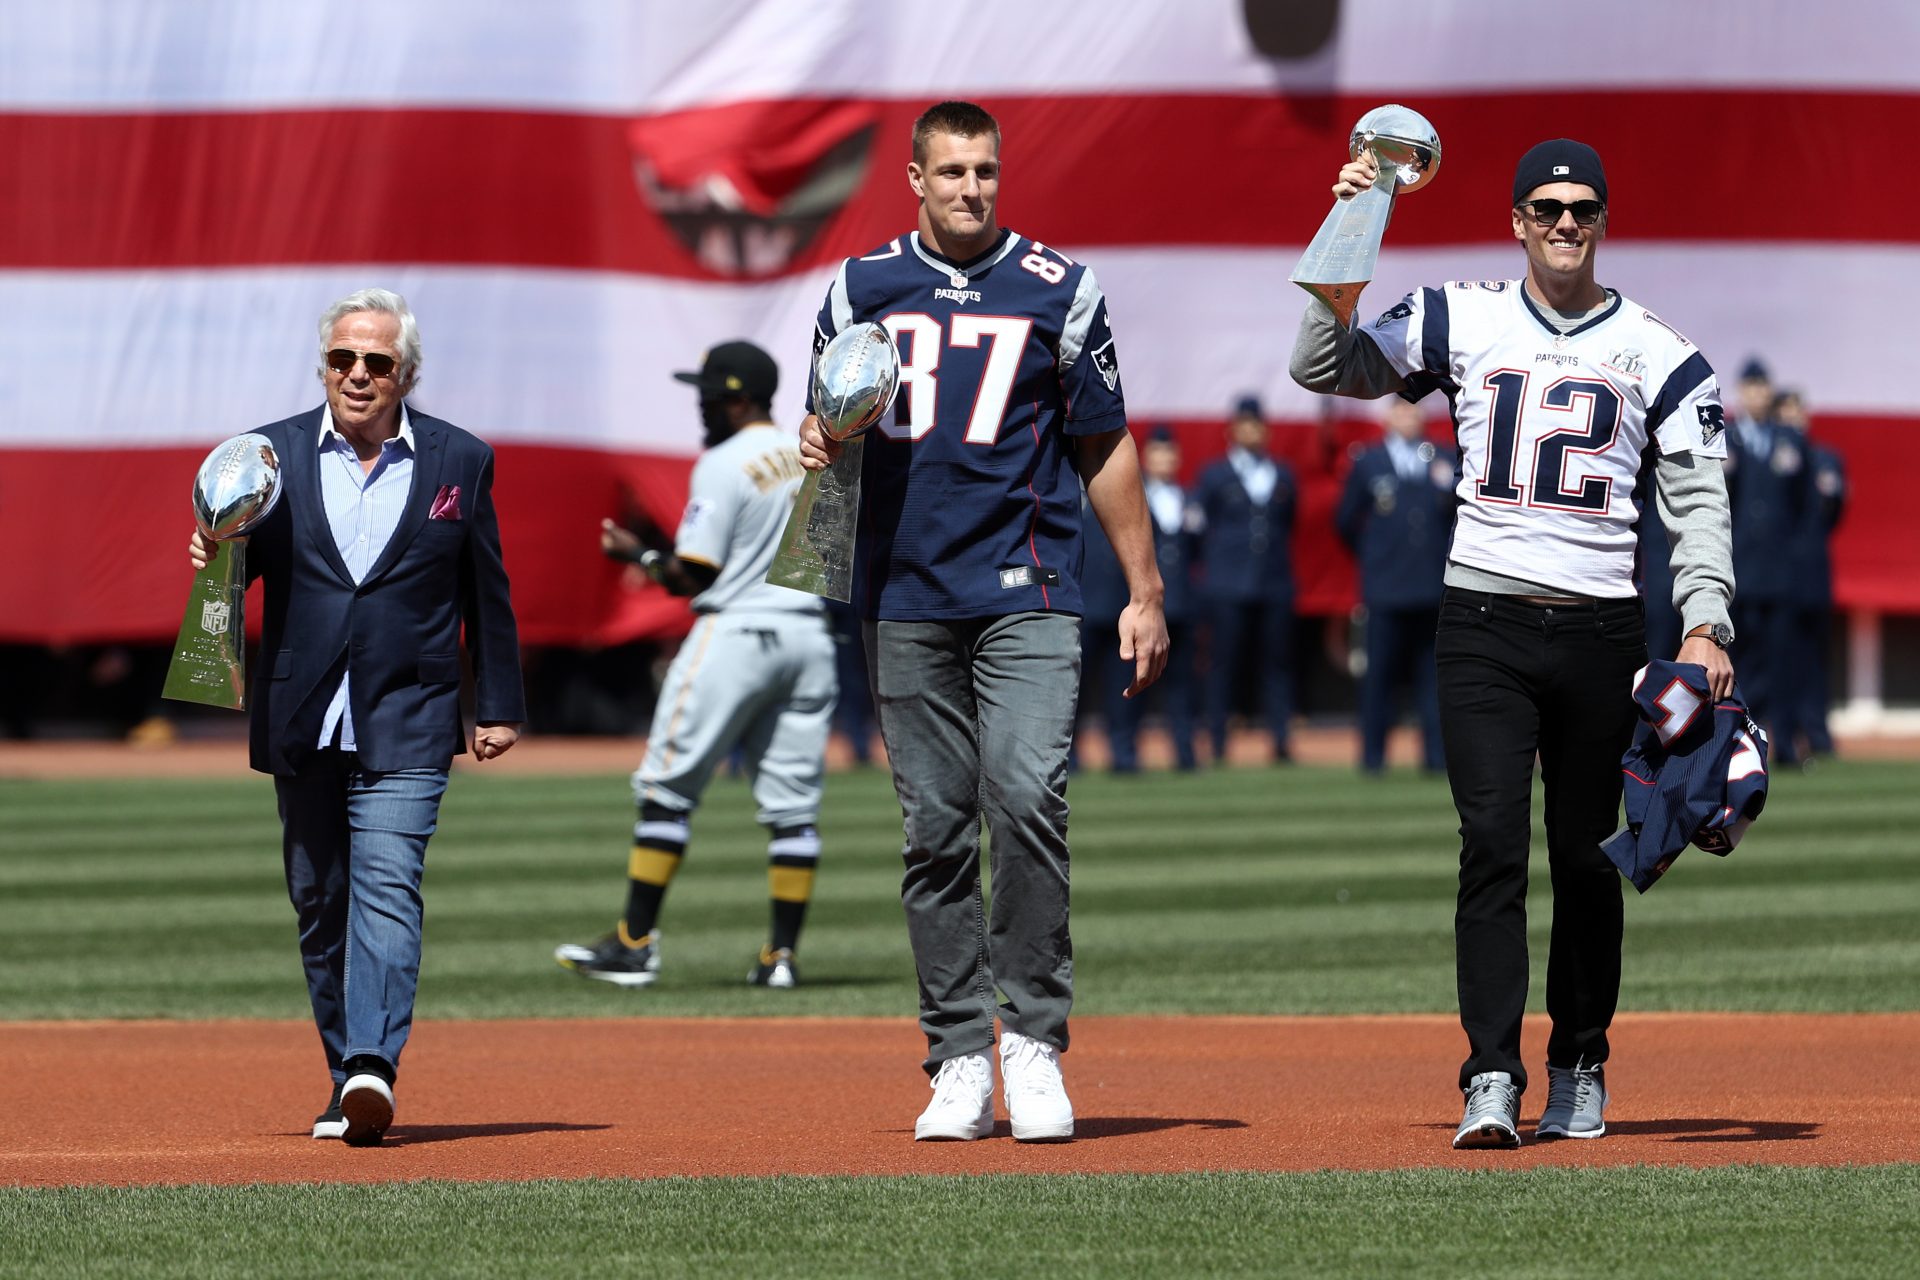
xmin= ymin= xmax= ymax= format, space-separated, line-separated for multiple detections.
xmin=1095 ymin=477 xmax=1199 ymax=771
xmin=1335 ymin=438 xmax=1451 ymax=772
xmin=1635 ymin=492 xmax=1684 ymax=664
xmin=823 ymin=597 xmax=874 ymax=764
xmin=1780 ymin=436 xmax=1846 ymax=759
xmin=1194 ymin=449 xmax=1296 ymax=759
xmin=1075 ymin=495 xmax=1128 ymax=768
xmin=1724 ymin=415 xmax=1807 ymax=751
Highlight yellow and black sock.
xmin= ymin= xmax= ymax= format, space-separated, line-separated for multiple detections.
xmin=766 ymin=824 xmax=820 ymax=952
xmin=621 ymin=802 xmax=688 ymax=944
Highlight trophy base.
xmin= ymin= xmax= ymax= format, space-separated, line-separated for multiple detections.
xmin=162 ymin=537 xmax=251 ymax=711
xmin=1290 ymin=177 xmax=1397 ymax=330
xmin=1292 ymin=279 xmax=1368 ymax=329
xmin=766 ymin=438 xmax=865 ymax=603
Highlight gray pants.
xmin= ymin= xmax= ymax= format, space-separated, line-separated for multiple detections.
xmin=865 ymin=612 xmax=1080 ymax=1074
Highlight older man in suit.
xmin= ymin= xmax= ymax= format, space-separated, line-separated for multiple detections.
xmin=188 ymin=287 xmax=524 ymax=1146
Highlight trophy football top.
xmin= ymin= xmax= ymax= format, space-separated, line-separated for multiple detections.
xmin=812 ymin=323 xmax=902 ymax=442
xmin=1349 ymin=104 xmax=1441 ymax=195
xmin=193 ymin=432 xmax=284 ymax=541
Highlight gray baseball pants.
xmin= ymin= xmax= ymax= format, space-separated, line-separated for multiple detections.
xmin=865 ymin=611 xmax=1080 ymax=1075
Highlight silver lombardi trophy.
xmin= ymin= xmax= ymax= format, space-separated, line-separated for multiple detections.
xmin=1290 ymin=105 xmax=1442 ymax=326
xmin=162 ymin=433 xmax=284 ymax=709
xmin=765 ymin=323 xmax=901 ymax=602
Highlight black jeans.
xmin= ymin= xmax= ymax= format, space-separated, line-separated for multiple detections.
xmin=1435 ymin=588 xmax=1645 ymax=1091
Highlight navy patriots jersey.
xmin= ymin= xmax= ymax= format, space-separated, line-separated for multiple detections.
xmin=1602 ymin=660 xmax=1770 ymax=892
xmin=811 ymin=229 xmax=1127 ymax=619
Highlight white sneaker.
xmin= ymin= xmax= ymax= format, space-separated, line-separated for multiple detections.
xmin=1000 ymin=1030 xmax=1074 ymax=1142
xmin=340 ymin=1072 xmax=395 ymax=1147
xmin=914 ymin=1052 xmax=995 ymax=1141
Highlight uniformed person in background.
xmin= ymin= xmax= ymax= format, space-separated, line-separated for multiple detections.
xmin=1075 ymin=485 xmax=1130 ymax=769
xmin=1105 ymin=425 xmax=1199 ymax=772
xmin=1636 ymin=496 xmax=1684 ymax=665
xmin=1335 ymin=398 xmax=1451 ymax=774
xmin=1194 ymin=395 xmax=1297 ymax=764
xmin=1723 ymin=357 xmax=1801 ymax=753
xmin=1775 ymin=388 xmax=1846 ymax=763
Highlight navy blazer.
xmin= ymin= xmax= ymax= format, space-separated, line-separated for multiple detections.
xmin=241 ymin=406 xmax=526 ymax=775
xmin=1335 ymin=444 xmax=1452 ymax=610
xmin=1194 ymin=453 xmax=1296 ymax=602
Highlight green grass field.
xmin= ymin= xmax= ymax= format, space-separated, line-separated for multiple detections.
xmin=4 ymin=759 xmax=1917 ymax=1276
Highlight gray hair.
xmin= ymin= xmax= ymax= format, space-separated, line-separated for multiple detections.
xmin=317 ymin=287 xmax=423 ymax=392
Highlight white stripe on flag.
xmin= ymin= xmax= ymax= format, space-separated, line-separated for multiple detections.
xmin=6 ymin=0 xmax=1915 ymax=109
xmin=4 ymin=243 xmax=1910 ymax=447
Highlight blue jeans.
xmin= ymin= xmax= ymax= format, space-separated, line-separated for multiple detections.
xmin=276 ymin=754 xmax=448 ymax=1081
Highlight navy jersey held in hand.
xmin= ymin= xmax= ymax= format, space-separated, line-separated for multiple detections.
xmin=1602 ymin=660 xmax=1770 ymax=892
xmin=811 ymin=229 xmax=1128 ymax=620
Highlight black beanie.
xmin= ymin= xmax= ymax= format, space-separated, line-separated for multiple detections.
xmin=1512 ymin=139 xmax=1607 ymax=205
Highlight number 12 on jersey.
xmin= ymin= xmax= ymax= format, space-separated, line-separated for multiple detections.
xmin=1476 ymin=371 xmax=1622 ymax=512
xmin=880 ymin=314 xmax=1034 ymax=445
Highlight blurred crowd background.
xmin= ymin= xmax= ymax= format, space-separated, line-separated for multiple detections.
xmin=4 ymin=0 xmax=1915 ymax=761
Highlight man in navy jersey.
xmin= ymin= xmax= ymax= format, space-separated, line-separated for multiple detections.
xmin=1292 ymin=138 xmax=1736 ymax=1149
xmin=799 ymin=100 xmax=1168 ymax=1143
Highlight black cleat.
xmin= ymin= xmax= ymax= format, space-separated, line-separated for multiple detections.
xmin=555 ymin=930 xmax=661 ymax=987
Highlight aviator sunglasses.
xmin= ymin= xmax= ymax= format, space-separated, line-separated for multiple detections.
xmin=325 ymin=348 xmax=400 ymax=378
xmin=1519 ymin=198 xmax=1606 ymax=227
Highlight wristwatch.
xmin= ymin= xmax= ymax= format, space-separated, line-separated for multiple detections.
xmin=1688 ymin=622 xmax=1733 ymax=649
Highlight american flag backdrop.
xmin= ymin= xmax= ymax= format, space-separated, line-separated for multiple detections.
xmin=4 ymin=0 xmax=1915 ymax=645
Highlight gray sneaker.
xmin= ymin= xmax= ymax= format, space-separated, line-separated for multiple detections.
xmin=1453 ymin=1070 xmax=1522 ymax=1149
xmin=1536 ymin=1064 xmax=1607 ymax=1139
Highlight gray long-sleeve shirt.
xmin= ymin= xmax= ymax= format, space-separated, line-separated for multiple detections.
xmin=1290 ymin=296 xmax=1734 ymax=637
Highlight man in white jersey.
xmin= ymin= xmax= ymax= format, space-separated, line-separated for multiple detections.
xmin=1292 ymin=139 xmax=1736 ymax=1148
xmin=557 ymin=341 xmax=836 ymax=990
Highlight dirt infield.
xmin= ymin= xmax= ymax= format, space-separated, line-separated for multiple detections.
xmin=4 ymin=1012 xmax=1913 ymax=1186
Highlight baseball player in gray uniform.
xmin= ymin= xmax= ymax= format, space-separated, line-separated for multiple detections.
xmin=556 ymin=340 xmax=836 ymax=989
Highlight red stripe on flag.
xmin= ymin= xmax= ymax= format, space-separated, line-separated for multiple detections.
xmin=6 ymin=91 xmax=1917 ymax=272
xmin=10 ymin=413 xmax=1917 ymax=646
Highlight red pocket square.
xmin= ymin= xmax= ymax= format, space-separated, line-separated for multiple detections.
xmin=430 ymin=484 xmax=462 ymax=521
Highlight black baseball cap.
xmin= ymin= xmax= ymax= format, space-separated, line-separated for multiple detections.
xmin=672 ymin=340 xmax=779 ymax=402
xmin=1512 ymin=139 xmax=1607 ymax=205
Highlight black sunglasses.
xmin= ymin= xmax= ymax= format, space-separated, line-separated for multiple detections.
xmin=325 ymin=348 xmax=400 ymax=378
xmin=1519 ymin=198 xmax=1606 ymax=227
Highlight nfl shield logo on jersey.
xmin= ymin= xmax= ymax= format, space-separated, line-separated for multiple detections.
xmin=200 ymin=598 xmax=231 ymax=635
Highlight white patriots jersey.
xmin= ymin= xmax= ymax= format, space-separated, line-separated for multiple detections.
xmin=1361 ymin=281 xmax=1726 ymax=597
xmin=677 ymin=423 xmax=822 ymax=615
